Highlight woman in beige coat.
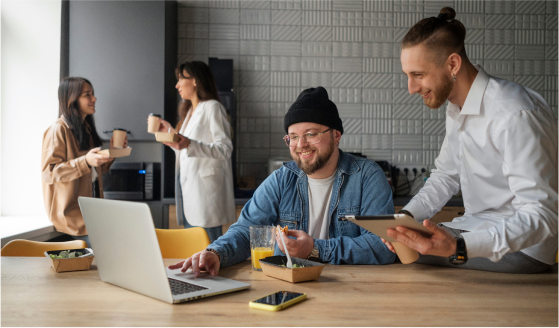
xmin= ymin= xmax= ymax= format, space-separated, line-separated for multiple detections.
xmin=42 ymin=77 xmax=127 ymax=247
xmin=156 ymin=61 xmax=236 ymax=243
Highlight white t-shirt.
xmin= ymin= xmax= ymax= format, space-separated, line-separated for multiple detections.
xmin=307 ymin=171 xmax=336 ymax=240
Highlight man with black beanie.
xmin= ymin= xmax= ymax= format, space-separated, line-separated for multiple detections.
xmin=170 ymin=87 xmax=396 ymax=277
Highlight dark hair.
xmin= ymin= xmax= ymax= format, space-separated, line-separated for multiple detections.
xmin=401 ymin=7 xmax=467 ymax=62
xmin=58 ymin=77 xmax=102 ymax=151
xmin=175 ymin=61 xmax=221 ymax=129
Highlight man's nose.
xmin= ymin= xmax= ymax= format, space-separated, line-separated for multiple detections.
xmin=296 ymin=136 xmax=309 ymax=148
xmin=408 ymin=78 xmax=421 ymax=95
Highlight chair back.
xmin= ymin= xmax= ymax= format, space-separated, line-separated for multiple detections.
xmin=1 ymin=239 xmax=88 ymax=257
xmin=155 ymin=228 xmax=211 ymax=259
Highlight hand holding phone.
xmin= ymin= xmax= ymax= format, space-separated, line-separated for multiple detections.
xmin=249 ymin=291 xmax=306 ymax=311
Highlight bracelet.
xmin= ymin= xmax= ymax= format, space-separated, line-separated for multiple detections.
xmin=398 ymin=209 xmax=414 ymax=219
xmin=205 ymin=248 xmax=221 ymax=262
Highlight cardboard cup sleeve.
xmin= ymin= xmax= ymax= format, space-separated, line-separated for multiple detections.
xmin=112 ymin=129 xmax=127 ymax=148
xmin=392 ymin=242 xmax=420 ymax=264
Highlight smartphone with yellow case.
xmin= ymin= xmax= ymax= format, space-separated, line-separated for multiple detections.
xmin=249 ymin=291 xmax=306 ymax=311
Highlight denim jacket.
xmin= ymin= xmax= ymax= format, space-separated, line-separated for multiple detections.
xmin=209 ymin=150 xmax=396 ymax=266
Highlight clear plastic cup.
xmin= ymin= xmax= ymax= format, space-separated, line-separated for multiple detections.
xmin=250 ymin=225 xmax=276 ymax=271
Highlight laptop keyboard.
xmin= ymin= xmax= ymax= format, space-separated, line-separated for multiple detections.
xmin=168 ymin=278 xmax=208 ymax=295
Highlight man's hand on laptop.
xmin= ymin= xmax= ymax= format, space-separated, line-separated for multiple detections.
xmin=168 ymin=250 xmax=220 ymax=278
xmin=275 ymin=229 xmax=314 ymax=259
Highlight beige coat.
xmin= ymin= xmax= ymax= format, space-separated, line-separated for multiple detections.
xmin=176 ymin=100 xmax=236 ymax=228
xmin=41 ymin=118 xmax=112 ymax=236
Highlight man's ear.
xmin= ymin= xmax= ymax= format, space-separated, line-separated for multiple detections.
xmin=333 ymin=129 xmax=342 ymax=145
xmin=447 ymin=53 xmax=462 ymax=78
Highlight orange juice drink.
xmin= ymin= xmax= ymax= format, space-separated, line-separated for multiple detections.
xmin=251 ymin=247 xmax=274 ymax=270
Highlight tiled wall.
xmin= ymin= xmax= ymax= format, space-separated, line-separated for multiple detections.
xmin=177 ymin=0 xmax=558 ymax=185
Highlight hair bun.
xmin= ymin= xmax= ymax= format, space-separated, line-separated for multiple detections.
xmin=439 ymin=7 xmax=456 ymax=20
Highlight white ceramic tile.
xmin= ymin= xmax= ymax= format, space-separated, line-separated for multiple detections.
xmin=239 ymin=56 xmax=271 ymax=71
xmin=272 ymin=10 xmax=302 ymax=25
xmin=240 ymin=40 xmax=270 ymax=55
xmin=241 ymin=25 xmax=270 ymax=40
xmin=363 ymin=135 xmax=393 ymax=150
xmin=240 ymin=0 xmax=271 ymax=9
xmin=333 ymin=73 xmax=362 ymax=88
xmin=333 ymin=27 xmax=363 ymax=42
xmin=303 ymin=26 xmax=333 ymax=41
xmin=393 ymin=104 xmax=422 ymax=119
xmin=333 ymin=11 xmax=363 ymax=26
xmin=362 ymin=89 xmax=393 ymax=103
xmin=209 ymin=0 xmax=239 ymax=9
xmin=514 ymin=60 xmax=546 ymax=75
xmin=209 ymin=8 xmax=240 ymax=24
xmin=485 ymin=30 xmax=514 ymax=44
xmin=240 ymin=9 xmax=271 ymax=24
xmin=516 ymin=45 xmax=545 ymax=60
xmin=180 ymin=23 xmax=209 ymax=39
xmin=484 ymin=45 xmax=514 ymax=60
xmin=363 ymin=120 xmax=392 ymax=135
xmin=338 ymin=134 xmax=362 ymax=152
xmin=303 ymin=11 xmax=332 ymax=26
xmin=516 ymin=30 xmax=546 ymax=44
xmin=271 ymin=56 xmax=302 ymax=71
xmin=271 ymin=41 xmax=302 ymax=56
xmin=342 ymin=118 xmax=362 ymax=134
xmin=301 ymin=72 xmax=332 ymax=87
xmin=302 ymin=42 xmax=332 ymax=57
xmin=209 ymin=25 xmax=240 ymax=40
xmin=332 ymin=42 xmax=363 ymax=57
xmin=301 ymin=57 xmax=332 ymax=72
xmin=240 ymin=71 xmax=270 ymax=87
xmin=363 ymin=73 xmax=392 ymax=89
xmin=363 ymin=27 xmax=394 ymax=42
xmin=363 ymin=104 xmax=392 ymax=119
xmin=272 ymin=0 xmax=302 ymax=11
xmin=363 ymin=0 xmax=393 ymax=12
xmin=271 ymin=26 xmax=301 ymax=41
xmin=270 ymin=87 xmax=301 ymax=102
xmin=456 ymin=0 xmax=484 ymax=13
xmin=331 ymin=88 xmax=362 ymax=103
xmin=209 ymin=40 xmax=239 ymax=55
xmin=239 ymin=86 xmax=271 ymax=102
xmin=332 ymin=0 xmax=362 ymax=12
xmin=363 ymin=12 xmax=394 ymax=27
xmin=485 ymin=1 xmax=515 ymax=14
xmin=363 ymin=42 xmax=393 ymax=58
xmin=333 ymin=58 xmax=362 ymax=72
xmin=271 ymin=72 xmax=301 ymax=87
xmin=363 ymin=58 xmax=393 ymax=73
xmin=338 ymin=103 xmax=362 ymax=118
xmin=302 ymin=0 xmax=332 ymax=11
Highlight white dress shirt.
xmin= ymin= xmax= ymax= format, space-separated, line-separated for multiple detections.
xmin=404 ymin=65 xmax=558 ymax=265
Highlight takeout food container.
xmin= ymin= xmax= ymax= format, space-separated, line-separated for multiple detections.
xmin=97 ymin=147 xmax=132 ymax=158
xmin=259 ymin=256 xmax=324 ymax=283
xmin=44 ymin=248 xmax=94 ymax=273
xmin=154 ymin=132 xmax=180 ymax=143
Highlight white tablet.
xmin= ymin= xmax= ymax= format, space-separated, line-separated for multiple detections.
xmin=341 ymin=214 xmax=433 ymax=243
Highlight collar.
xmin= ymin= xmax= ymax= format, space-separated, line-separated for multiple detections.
xmin=446 ymin=64 xmax=490 ymax=124
xmin=283 ymin=149 xmax=360 ymax=177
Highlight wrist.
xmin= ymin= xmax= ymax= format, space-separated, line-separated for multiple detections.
xmin=205 ymin=248 xmax=220 ymax=262
xmin=307 ymin=242 xmax=319 ymax=261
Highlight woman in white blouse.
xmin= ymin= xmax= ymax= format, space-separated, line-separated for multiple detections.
xmin=156 ymin=61 xmax=236 ymax=242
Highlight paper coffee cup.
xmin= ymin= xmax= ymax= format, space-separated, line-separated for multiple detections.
xmin=392 ymin=242 xmax=419 ymax=264
xmin=112 ymin=129 xmax=127 ymax=149
xmin=147 ymin=114 xmax=161 ymax=133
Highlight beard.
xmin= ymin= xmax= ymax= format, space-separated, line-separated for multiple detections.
xmin=423 ymin=75 xmax=453 ymax=109
xmin=291 ymin=137 xmax=336 ymax=175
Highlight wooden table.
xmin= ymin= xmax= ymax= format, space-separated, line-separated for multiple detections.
xmin=2 ymin=257 xmax=557 ymax=326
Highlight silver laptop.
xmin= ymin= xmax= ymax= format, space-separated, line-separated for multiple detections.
xmin=78 ymin=197 xmax=250 ymax=304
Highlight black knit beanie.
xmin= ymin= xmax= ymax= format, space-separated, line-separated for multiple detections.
xmin=284 ymin=86 xmax=344 ymax=135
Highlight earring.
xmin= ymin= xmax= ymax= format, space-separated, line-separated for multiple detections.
xmin=452 ymin=75 xmax=457 ymax=81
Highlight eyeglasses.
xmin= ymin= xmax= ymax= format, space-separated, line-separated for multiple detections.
xmin=283 ymin=128 xmax=332 ymax=147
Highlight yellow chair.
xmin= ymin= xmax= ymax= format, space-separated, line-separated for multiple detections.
xmin=1 ymin=239 xmax=88 ymax=257
xmin=155 ymin=228 xmax=211 ymax=259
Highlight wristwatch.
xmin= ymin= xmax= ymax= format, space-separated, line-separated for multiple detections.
xmin=205 ymin=248 xmax=221 ymax=262
xmin=308 ymin=244 xmax=320 ymax=261
xmin=449 ymin=236 xmax=468 ymax=265
xmin=398 ymin=209 xmax=414 ymax=219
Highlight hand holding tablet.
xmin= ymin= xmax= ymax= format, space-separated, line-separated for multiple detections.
xmin=341 ymin=214 xmax=433 ymax=264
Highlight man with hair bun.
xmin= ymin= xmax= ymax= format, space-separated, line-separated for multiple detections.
xmin=386 ymin=7 xmax=558 ymax=273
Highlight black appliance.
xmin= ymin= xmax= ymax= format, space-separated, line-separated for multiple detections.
xmin=102 ymin=162 xmax=161 ymax=200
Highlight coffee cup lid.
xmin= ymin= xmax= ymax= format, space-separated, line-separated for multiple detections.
xmin=149 ymin=113 xmax=162 ymax=118
xmin=114 ymin=128 xmax=127 ymax=132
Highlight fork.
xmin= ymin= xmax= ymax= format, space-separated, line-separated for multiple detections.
xmin=277 ymin=226 xmax=293 ymax=269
